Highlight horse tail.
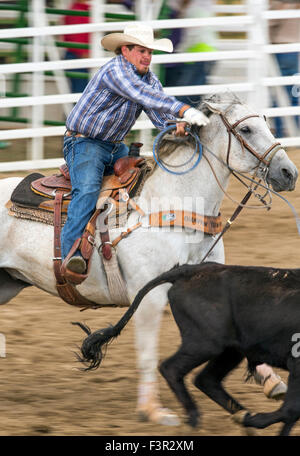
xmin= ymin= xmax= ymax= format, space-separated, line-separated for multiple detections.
xmin=72 ymin=264 xmax=183 ymax=371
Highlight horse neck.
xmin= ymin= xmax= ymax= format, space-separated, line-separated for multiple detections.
xmin=143 ymin=144 xmax=231 ymax=216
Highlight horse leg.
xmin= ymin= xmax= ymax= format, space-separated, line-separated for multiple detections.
xmin=194 ymin=347 xmax=246 ymax=415
xmin=0 ymin=269 xmax=31 ymax=304
xmin=242 ymin=360 xmax=300 ymax=435
xmin=133 ymin=288 xmax=180 ymax=425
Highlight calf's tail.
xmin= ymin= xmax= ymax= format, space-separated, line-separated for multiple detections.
xmin=72 ymin=266 xmax=181 ymax=371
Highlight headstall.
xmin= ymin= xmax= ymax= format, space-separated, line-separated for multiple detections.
xmin=204 ymin=103 xmax=282 ymax=174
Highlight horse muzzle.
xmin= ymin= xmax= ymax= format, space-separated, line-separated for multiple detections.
xmin=267 ymin=151 xmax=298 ymax=192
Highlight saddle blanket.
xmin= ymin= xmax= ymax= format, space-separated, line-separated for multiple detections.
xmin=6 ymin=158 xmax=155 ymax=228
xmin=7 ymin=173 xmax=68 ymax=226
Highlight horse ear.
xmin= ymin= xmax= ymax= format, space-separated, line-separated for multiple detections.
xmin=200 ymin=101 xmax=222 ymax=117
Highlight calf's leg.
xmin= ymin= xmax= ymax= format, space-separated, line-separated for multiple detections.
xmin=279 ymin=421 xmax=295 ymax=436
xmin=194 ymin=347 xmax=246 ymax=415
xmin=159 ymin=343 xmax=215 ymax=428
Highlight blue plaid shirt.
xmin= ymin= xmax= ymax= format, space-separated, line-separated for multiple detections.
xmin=66 ymin=54 xmax=185 ymax=141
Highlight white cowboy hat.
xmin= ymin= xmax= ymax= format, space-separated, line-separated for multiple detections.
xmin=101 ymin=23 xmax=173 ymax=53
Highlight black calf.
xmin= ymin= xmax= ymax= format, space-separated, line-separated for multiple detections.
xmin=74 ymin=262 xmax=300 ymax=435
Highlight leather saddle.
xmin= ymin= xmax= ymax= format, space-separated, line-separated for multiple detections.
xmin=29 ymin=155 xmax=146 ymax=214
xmin=8 ymin=154 xmax=147 ymax=308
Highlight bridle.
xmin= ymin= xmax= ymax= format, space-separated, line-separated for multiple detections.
xmin=198 ymin=105 xmax=283 ymax=263
xmin=150 ymin=105 xmax=300 ymax=264
xmin=200 ymin=104 xmax=285 ymax=211
xmin=204 ymin=103 xmax=282 ymax=172
xmin=220 ymin=113 xmax=281 ymax=169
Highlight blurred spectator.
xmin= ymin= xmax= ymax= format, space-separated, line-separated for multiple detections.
xmin=269 ymin=0 xmax=300 ymax=137
xmin=63 ymin=0 xmax=90 ymax=93
xmin=163 ymin=0 xmax=217 ymax=106
xmin=107 ymin=0 xmax=134 ymax=10
xmin=62 ymin=1 xmax=135 ymax=94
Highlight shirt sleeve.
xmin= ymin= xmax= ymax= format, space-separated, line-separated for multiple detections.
xmin=102 ymin=61 xmax=185 ymax=118
xmin=143 ymin=77 xmax=178 ymax=130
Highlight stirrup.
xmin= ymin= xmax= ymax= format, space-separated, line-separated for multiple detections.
xmin=61 ymin=257 xmax=88 ymax=285
xmin=65 ymin=256 xmax=87 ymax=274
xmin=60 ymin=239 xmax=88 ymax=285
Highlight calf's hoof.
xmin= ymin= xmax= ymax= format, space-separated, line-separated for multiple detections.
xmin=231 ymin=410 xmax=251 ymax=425
xmin=186 ymin=410 xmax=200 ymax=428
xmin=231 ymin=410 xmax=257 ymax=435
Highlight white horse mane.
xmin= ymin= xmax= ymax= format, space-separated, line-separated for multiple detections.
xmin=158 ymin=92 xmax=243 ymax=158
xmin=200 ymin=91 xmax=244 ymax=116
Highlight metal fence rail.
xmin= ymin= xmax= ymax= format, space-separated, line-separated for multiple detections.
xmin=0 ymin=0 xmax=299 ymax=171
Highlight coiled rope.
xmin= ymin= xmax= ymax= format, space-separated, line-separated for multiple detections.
xmin=152 ymin=124 xmax=203 ymax=175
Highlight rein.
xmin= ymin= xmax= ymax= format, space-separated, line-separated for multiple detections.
xmin=142 ymin=110 xmax=281 ymax=262
xmin=152 ymin=104 xmax=298 ymax=261
xmin=152 ymin=123 xmax=202 ymax=175
xmin=154 ymin=106 xmax=281 ymax=210
xmin=198 ymin=104 xmax=300 ymax=261
xmin=200 ymin=189 xmax=253 ymax=263
xmin=218 ymin=110 xmax=281 ymax=208
xmin=196 ymin=106 xmax=277 ymax=261
xmin=110 ymin=107 xmax=300 ymax=262
xmin=199 ymin=105 xmax=282 ymax=211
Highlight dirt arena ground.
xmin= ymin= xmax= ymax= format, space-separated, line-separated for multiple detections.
xmin=0 ymin=141 xmax=299 ymax=437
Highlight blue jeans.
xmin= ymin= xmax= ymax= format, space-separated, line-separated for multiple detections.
xmin=61 ymin=135 xmax=128 ymax=259
xmin=273 ymin=52 xmax=299 ymax=137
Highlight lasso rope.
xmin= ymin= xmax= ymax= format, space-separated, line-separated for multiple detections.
xmin=152 ymin=124 xmax=202 ymax=175
xmin=152 ymin=123 xmax=300 ymax=235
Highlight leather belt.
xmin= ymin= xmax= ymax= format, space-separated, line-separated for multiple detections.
xmin=65 ymin=130 xmax=122 ymax=144
xmin=65 ymin=130 xmax=87 ymax=138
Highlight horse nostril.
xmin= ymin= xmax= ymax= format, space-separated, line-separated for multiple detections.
xmin=282 ymin=168 xmax=293 ymax=182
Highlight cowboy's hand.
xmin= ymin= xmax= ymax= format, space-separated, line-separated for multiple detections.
xmin=174 ymin=122 xmax=189 ymax=136
xmin=183 ymin=107 xmax=210 ymax=127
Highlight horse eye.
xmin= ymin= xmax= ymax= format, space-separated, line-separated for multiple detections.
xmin=241 ymin=126 xmax=251 ymax=134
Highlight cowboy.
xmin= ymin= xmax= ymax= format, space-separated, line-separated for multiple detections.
xmin=61 ymin=23 xmax=210 ymax=281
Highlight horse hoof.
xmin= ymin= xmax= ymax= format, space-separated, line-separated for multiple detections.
xmin=158 ymin=409 xmax=181 ymax=426
xmin=264 ymin=378 xmax=287 ymax=401
xmin=137 ymin=407 xmax=180 ymax=426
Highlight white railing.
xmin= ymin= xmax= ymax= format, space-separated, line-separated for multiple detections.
xmin=0 ymin=0 xmax=299 ymax=171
